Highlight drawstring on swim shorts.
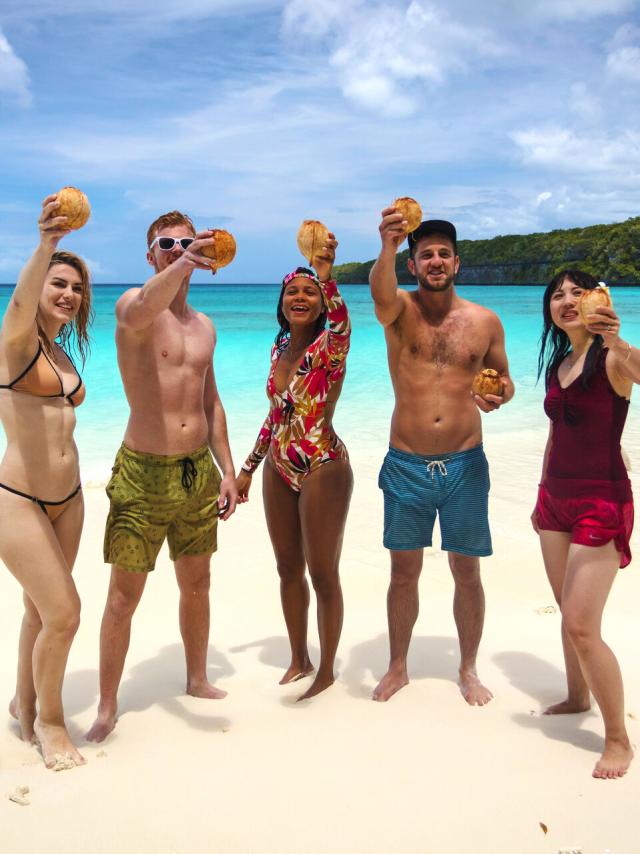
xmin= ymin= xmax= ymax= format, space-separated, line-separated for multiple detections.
xmin=426 ymin=459 xmax=449 ymax=479
xmin=180 ymin=457 xmax=197 ymax=490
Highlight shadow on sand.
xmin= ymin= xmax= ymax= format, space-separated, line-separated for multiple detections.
xmin=342 ymin=633 xmax=461 ymax=699
xmin=61 ymin=643 xmax=234 ymax=739
xmin=494 ymin=649 xmax=602 ymax=754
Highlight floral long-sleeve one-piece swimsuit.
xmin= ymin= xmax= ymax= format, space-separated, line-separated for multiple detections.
xmin=242 ymin=278 xmax=350 ymax=492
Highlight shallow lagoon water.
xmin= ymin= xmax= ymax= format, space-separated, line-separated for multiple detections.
xmin=1 ymin=283 xmax=638 ymax=481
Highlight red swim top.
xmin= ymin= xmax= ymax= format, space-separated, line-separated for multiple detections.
xmin=543 ymin=348 xmax=632 ymax=502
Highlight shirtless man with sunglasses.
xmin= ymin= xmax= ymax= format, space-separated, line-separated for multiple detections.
xmin=87 ymin=211 xmax=237 ymax=742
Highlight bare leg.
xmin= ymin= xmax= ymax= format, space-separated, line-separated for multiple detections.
xmin=0 ymin=493 xmax=84 ymax=769
xmin=9 ymin=593 xmax=41 ymax=742
xmin=297 ymin=460 xmax=353 ymax=701
xmin=538 ymin=530 xmax=590 ymax=714
xmin=263 ymin=458 xmax=313 ymax=684
xmin=86 ymin=566 xmax=147 ymax=742
xmin=561 ymin=541 xmax=633 ymax=779
xmin=373 ymin=549 xmax=423 ymax=702
xmin=10 ymin=496 xmax=84 ymax=744
xmin=174 ymin=552 xmax=226 ymax=699
xmin=448 ymin=552 xmax=492 ymax=706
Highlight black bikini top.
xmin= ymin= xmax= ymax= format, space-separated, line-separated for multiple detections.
xmin=0 ymin=341 xmax=85 ymax=406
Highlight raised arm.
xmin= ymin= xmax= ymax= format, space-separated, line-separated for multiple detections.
xmin=1 ymin=195 xmax=70 ymax=345
xmin=369 ymin=206 xmax=410 ymax=327
xmin=116 ymin=230 xmax=217 ymax=331
xmin=203 ymin=355 xmax=237 ymax=520
xmin=587 ymin=304 xmax=640 ymax=393
xmin=474 ymin=312 xmax=515 ymax=412
xmin=312 ymin=233 xmax=350 ymax=361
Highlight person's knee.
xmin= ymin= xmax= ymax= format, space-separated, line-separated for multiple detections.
xmin=390 ymin=554 xmax=422 ymax=587
xmin=276 ymin=558 xmax=305 ymax=583
xmin=309 ymin=568 xmax=340 ymax=599
xmin=46 ymin=594 xmax=81 ymax=639
xmin=177 ymin=568 xmax=211 ymax=597
xmin=448 ymin=553 xmax=481 ymax=587
xmin=107 ymin=581 xmax=143 ymax=621
xmin=562 ymin=612 xmax=596 ymax=651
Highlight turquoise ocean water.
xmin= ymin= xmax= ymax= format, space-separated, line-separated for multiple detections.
xmin=1 ymin=283 xmax=639 ymax=482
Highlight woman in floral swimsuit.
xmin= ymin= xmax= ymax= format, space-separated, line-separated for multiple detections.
xmin=236 ymin=233 xmax=353 ymax=700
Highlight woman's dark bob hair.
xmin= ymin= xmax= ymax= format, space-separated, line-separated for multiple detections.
xmin=537 ymin=268 xmax=603 ymax=391
xmin=274 ymin=267 xmax=327 ymax=350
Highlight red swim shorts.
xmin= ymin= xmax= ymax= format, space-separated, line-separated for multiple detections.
xmin=535 ymin=484 xmax=634 ymax=568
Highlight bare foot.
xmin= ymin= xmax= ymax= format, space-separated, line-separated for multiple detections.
xmin=187 ymin=680 xmax=227 ymax=700
xmin=9 ymin=697 xmax=36 ymax=743
xmin=459 ymin=670 xmax=493 ymax=706
xmin=279 ymin=661 xmax=315 ymax=685
xmin=297 ymin=673 xmax=334 ymax=701
xmin=86 ymin=708 xmax=118 ymax=743
xmin=372 ymin=669 xmax=409 ymax=702
xmin=543 ymin=697 xmax=591 ymax=715
xmin=593 ymin=739 xmax=633 ymax=779
xmin=33 ymin=717 xmax=85 ymax=770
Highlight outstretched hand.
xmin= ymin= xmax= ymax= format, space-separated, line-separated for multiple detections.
xmin=585 ymin=305 xmax=621 ymax=348
xmin=379 ymin=206 xmax=408 ymax=252
xmin=313 ymin=232 xmax=338 ymax=282
xmin=181 ymin=230 xmax=219 ymax=275
xmin=38 ymin=195 xmax=71 ymax=248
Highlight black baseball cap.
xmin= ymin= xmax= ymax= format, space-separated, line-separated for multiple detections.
xmin=408 ymin=219 xmax=457 ymax=253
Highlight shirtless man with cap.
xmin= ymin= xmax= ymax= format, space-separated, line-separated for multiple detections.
xmin=370 ymin=208 xmax=514 ymax=704
xmin=87 ymin=211 xmax=237 ymax=742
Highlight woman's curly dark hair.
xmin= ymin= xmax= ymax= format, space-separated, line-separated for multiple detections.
xmin=274 ymin=266 xmax=327 ymax=350
xmin=537 ymin=268 xmax=603 ymax=391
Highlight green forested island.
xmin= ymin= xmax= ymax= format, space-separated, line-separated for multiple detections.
xmin=334 ymin=217 xmax=640 ymax=285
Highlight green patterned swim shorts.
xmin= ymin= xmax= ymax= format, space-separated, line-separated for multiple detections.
xmin=104 ymin=443 xmax=221 ymax=572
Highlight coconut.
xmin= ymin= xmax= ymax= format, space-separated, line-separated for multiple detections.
xmin=577 ymin=285 xmax=612 ymax=325
xmin=472 ymin=368 xmax=503 ymax=397
xmin=391 ymin=197 xmax=422 ymax=234
xmin=56 ymin=187 xmax=91 ymax=230
xmin=200 ymin=229 xmax=237 ymax=268
xmin=296 ymin=220 xmax=329 ymax=266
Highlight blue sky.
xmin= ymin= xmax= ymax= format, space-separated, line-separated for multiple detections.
xmin=0 ymin=0 xmax=639 ymax=283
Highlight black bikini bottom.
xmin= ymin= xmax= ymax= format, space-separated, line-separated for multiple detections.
xmin=0 ymin=482 xmax=82 ymax=516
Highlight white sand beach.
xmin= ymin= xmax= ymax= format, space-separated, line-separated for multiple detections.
xmin=1 ymin=429 xmax=639 ymax=854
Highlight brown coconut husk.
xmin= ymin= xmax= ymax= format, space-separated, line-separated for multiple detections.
xmin=200 ymin=229 xmax=237 ymax=268
xmin=391 ymin=197 xmax=422 ymax=234
xmin=577 ymin=285 xmax=612 ymax=325
xmin=56 ymin=187 xmax=91 ymax=230
xmin=472 ymin=368 xmax=503 ymax=397
xmin=296 ymin=220 xmax=329 ymax=266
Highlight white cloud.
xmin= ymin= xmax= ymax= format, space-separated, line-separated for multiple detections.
xmin=606 ymin=22 xmax=640 ymax=80
xmin=0 ymin=30 xmax=31 ymax=107
xmin=536 ymin=191 xmax=552 ymax=206
xmin=607 ymin=46 xmax=640 ymax=80
xmin=530 ymin=0 xmax=635 ymax=19
xmin=511 ymin=125 xmax=640 ymax=181
xmin=282 ymin=0 xmax=504 ymax=116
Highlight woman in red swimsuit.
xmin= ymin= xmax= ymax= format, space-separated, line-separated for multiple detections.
xmin=236 ymin=234 xmax=353 ymax=700
xmin=532 ymin=268 xmax=639 ymax=779
xmin=0 ymin=195 xmax=92 ymax=769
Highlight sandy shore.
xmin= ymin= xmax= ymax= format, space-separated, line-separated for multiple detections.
xmin=2 ymin=429 xmax=639 ymax=853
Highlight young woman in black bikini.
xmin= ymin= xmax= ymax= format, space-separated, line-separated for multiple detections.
xmin=0 ymin=194 xmax=92 ymax=770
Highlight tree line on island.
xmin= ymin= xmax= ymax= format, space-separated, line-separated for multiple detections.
xmin=334 ymin=216 xmax=640 ymax=286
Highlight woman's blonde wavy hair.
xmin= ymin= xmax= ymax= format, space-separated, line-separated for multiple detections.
xmin=37 ymin=250 xmax=93 ymax=366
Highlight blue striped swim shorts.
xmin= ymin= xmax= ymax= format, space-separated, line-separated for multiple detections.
xmin=378 ymin=444 xmax=492 ymax=555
